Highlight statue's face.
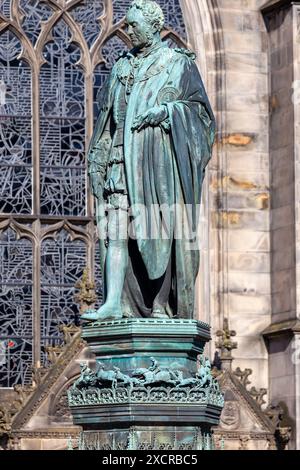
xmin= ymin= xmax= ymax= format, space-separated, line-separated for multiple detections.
xmin=126 ymin=7 xmax=155 ymax=48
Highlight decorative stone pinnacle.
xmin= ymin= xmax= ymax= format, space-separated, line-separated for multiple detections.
xmin=215 ymin=318 xmax=238 ymax=370
xmin=74 ymin=268 xmax=97 ymax=314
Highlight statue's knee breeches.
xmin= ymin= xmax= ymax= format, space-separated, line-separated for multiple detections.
xmin=106 ymin=203 xmax=129 ymax=242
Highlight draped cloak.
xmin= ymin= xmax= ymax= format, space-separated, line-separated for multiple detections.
xmin=88 ymin=44 xmax=215 ymax=319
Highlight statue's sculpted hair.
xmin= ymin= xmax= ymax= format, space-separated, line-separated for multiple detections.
xmin=129 ymin=0 xmax=165 ymax=32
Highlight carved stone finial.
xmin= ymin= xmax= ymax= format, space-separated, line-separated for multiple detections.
xmin=265 ymin=402 xmax=283 ymax=427
xmin=0 ymin=406 xmax=12 ymax=435
xmin=31 ymin=365 xmax=48 ymax=387
xmin=215 ymin=318 xmax=237 ymax=370
xmin=275 ymin=427 xmax=292 ymax=450
xmin=233 ymin=367 xmax=252 ymax=388
xmin=74 ymin=268 xmax=97 ymax=315
xmin=45 ymin=345 xmax=64 ymax=365
xmin=59 ymin=324 xmax=81 ymax=345
xmin=249 ymin=386 xmax=267 ymax=408
xmin=264 ymin=402 xmax=292 ymax=450
xmin=13 ymin=384 xmax=35 ymax=407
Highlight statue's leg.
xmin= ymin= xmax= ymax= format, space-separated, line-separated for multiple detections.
xmin=152 ymin=252 xmax=172 ymax=318
xmin=101 ymin=238 xmax=128 ymax=312
xmin=82 ymin=204 xmax=129 ymax=321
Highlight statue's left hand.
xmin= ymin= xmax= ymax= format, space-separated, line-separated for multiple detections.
xmin=90 ymin=172 xmax=103 ymax=199
xmin=132 ymin=105 xmax=168 ymax=131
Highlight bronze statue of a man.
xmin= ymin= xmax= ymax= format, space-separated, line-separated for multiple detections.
xmin=82 ymin=0 xmax=215 ymax=322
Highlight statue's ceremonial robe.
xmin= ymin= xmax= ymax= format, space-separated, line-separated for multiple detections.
xmin=88 ymin=44 xmax=215 ymax=318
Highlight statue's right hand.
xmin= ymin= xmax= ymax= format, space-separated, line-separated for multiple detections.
xmin=90 ymin=173 xmax=103 ymax=199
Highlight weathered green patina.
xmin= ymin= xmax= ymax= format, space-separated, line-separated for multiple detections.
xmin=68 ymin=318 xmax=224 ymax=450
xmin=69 ymin=1 xmax=222 ymax=450
xmin=81 ymin=0 xmax=215 ymax=322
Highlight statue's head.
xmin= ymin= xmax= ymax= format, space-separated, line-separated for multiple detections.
xmin=126 ymin=0 xmax=164 ymax=49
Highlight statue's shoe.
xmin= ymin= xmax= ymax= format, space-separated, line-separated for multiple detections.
xmin=151 ymin=308 xmax=170 ymax=319
xmin=81 ymin=309 xmax=123 ymax=322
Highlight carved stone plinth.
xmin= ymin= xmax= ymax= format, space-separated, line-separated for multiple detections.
xmin=68 ymin=318 xmax=224 ymax=450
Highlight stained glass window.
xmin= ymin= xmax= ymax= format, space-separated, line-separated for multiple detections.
xmin=0 ymin=228 xmax=33 ymax=387
xmin=20 ymin=0 xmax=53 ymax=46
xmin=0 ymin=0 xmax=10 ymax=18
xmin=40 ymin=20 xmax=86 ymax=216
xmin=70 ymin=0 xmax=105 ymax=49
xmin=0 ymin=31 xmax=32 ymax=214
xmin=40 ymin=230 xmax=86 ymax=364
xmin=0 ymin=0 xmax=187 ymax=388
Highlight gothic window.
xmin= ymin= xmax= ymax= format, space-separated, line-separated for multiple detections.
xmin=0 ymin=0 xmax=187 ymax=388
xmin=0 ymin=226 xmax=33 ymax=387
xmin=20 ymin=1 xmax=53 ymax=45
xmin=40 ymin=19 xmax=86 ymax=216
xmin=40 ymin=230 xmax=86 ymax=360
xmin=0 ymin=30 xmax=32 ymax=214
